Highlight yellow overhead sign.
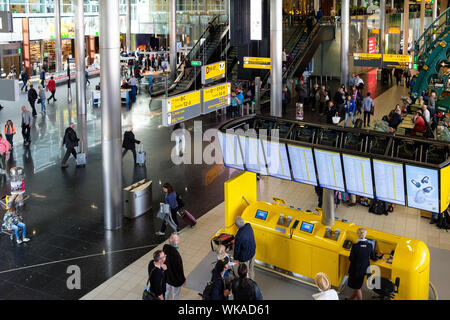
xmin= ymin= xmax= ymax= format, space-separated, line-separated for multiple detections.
xmin=353 ymin=53 xmax=382 ymax=59
xmin=243 ymin=57 xmax=271 ymax=70
xmin=382 ymin=54 xmax=413 ymax=63
xmin=204 ymin=83 xmax=231 ymax=102
xmin=202 ymin=61 xmax=226 ymax=84
xmin=166 ymin=90 xmax=201 ymax=113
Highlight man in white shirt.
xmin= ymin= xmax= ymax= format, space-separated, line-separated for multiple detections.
xmin=312 ymin=272 xmax=339 ymax=300
xmin=355 ymin=75 xmax=364 ymax=89
xmin=421 ymin=104 xmax=430 ymax=124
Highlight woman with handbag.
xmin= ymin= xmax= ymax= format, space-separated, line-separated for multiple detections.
xmin=156 ymin=183 xmax=180 ymax=235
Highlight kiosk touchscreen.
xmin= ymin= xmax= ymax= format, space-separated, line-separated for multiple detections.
xmin=373 ymin=160 xmax=405 ymax=205
xmin=300 ymin=221 xmax=314 ymax=233
xmin=405 ymin=165 xmax=440 ymax=212
xmin=238 ymin=135 xmax=268 ymax=175
xmin=217 ymin=131 xmax=244 ymax=170
xmin=286 ymin=145 xmax=317 ymax=186
xmin=255 ymin=209 xmax=268 ymax=220
xmin=314 ymin=149 xmax=345 ymax=192
xmin=342 ymin=154 xmax=374 ymax=198
xmin=261 ymin=140 xmax=292 ymax=181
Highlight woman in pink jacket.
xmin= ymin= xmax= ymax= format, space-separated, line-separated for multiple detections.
xmin=0 ymin=133 xmax=10 ymax=175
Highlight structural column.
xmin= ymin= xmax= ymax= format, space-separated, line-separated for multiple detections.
xmin=380 ymin=0 xmax=386 ymax=54
xmin=432 ymin=0 xmax=438 ymax=21
xmin=126 ymin=0 xmax=131 ymax=52
xmin=321 ymin=189 xmax=335 ymax=227
xmin=100 ymin=0 xmax=123 ymax=230
xmin=403 ymin=0 xmax=409 ymax=54
xmin=270 ymin=0 xmax=282 ymax=117
xmin=340 ymin=0 xmax=349 ymax=86
xmin=74 ymin=0 xmax=86 ymax=116
xmin=419 ymin=0 xmax=426 ymax=39
xmin=54 ymin=0 xmax=63 ymax=72
xmin=363 ymin=15 xmax=368 ymax=53
xmin=170 ymin=0 xmax=177 ymax=80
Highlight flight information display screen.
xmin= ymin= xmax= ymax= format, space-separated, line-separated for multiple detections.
xmin=405 ymin=165 xmax=440 ymax=212
xmin=238 ymin=135 xmax=268 ymax=175
xmin=217 ymin=131 xmax=244 ymax=170
xmin=261 ymin=140 xmax=292 ymax=181
xmin=342 ymin=154 xmax=374 ymax=198
xmin=286 ymin=145 xmax=317 ymax=186
xmin=373 ymin=160 xmax=405 ymax=205
xmin=314 ymin=149 xmax=345 ymax=192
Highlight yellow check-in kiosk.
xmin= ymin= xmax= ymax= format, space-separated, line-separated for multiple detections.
xmin=216 ymin=171 xmax=430 ymax=300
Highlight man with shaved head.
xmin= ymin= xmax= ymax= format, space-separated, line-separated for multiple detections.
xmin=162 ymin=233 xmax=186 ymax=300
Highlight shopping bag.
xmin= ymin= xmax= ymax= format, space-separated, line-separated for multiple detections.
xmin=136 ymin=143 xmax=146 ymax=166
xmin=332 ymin=116 xmax=341 ymax=124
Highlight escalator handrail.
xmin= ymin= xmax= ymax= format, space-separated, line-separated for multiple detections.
xmin=415 ymin=7 xmax=450 ymax=56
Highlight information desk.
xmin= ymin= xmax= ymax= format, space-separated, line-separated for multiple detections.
xmin=235 ymin=199 xmax=430 ymax=300
xmin=91 ymin=89 xmax=131 ymax=106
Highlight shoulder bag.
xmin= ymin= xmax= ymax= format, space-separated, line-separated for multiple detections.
xmin=142 ymin=267 xmax=160 ymax=300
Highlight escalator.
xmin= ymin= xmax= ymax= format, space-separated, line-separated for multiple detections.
xmin=260 ymin=22 xmax=335 ymax=104
xmin=152 ymin=15 xmax=231 ymax=97
xmin=412 ymin=7 xmax=450 ymax=113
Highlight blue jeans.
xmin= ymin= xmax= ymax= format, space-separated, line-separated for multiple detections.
xmin=41 ymin=100 xmax=46 ymax=112
xmin=21 ymin=82 xmax=28 ymax=91
xmin=11 ymin=222 xmax=26 ymax=240
xmin=344 ymin=112 xmax=354 ymax=127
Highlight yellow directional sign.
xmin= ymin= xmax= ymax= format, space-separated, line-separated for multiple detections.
xmin=166 ymin=91 xmax=201 ymax=113
xmin=162 ymin=90 xmax=202 ymax=126
xmin=382 ymin=54 xmax=413 ymax=69
xmin=243 ymin=57 xmax=271 ymax=70
xmin=202 ymin=61 xmax=226 ymax=85
xmin=203 ymin=82 xmax=231 ymax=113
xmin=353 ymin=53 xmax=382 ymax=68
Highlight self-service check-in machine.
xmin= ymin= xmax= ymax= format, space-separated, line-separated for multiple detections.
xmin=215 ymin=171 xmax=430 ymax=300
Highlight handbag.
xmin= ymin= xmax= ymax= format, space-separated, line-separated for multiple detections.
xmin=37 ymin=99 xmax=41 ymax=104
xmin=332 ymin=116 xmax=341 ymax=124
xmin=142 ymin=269 xmax=159 ymax=300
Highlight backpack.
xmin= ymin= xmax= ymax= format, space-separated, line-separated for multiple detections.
xmin=369 ymin=200 xmax=389 ymax=215
xmin=201 ymin=281 xmax=215 ymax=300
xmin=176 ymin=194 xmax=184 ymax=209
xmin=436 ymin=210 xmax=450 ymax=231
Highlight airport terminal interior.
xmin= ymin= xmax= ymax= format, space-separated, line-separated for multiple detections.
xmin=0 ymin=0 xmax=448 ymax=301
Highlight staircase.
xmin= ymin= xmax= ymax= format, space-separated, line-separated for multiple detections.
xmin=412 ymin=7 xmax=450 ymax=113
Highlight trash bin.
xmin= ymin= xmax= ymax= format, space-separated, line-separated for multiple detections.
xmin=123 ymin=179 xmax=152 ymax=218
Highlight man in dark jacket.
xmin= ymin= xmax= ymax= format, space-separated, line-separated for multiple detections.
xmin=20 ymin=69 xmax=29 ymax=92
xmin=326 ymin=101 xmax=337 ymax=125
xmin=147 ymin=250 xmax=167 ymax=300
xmin=27 ymin=85 xmax=38 ymax=117
xmin=282 ymin=87 xmax=291 ymax=116
xmin=40 ymin=68 xmax=46 ymax=88
xmin=233 ymin=216 xmax=256 ymax=279
xmin=162 ymin=233 xmax=186 ymax=300
xmin=210 ymin=260 xmax=229 ymax=300
xmin=122 ymin=128 xmax=141 ymax=163
xmin=61 ymin=123 xmax=79 ymax=168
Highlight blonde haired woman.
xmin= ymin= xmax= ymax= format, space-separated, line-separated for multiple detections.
xmin=346 ymin=228 xmax=379 ymax=300
xmin=312 ymin=273 xmax=339 ymax=300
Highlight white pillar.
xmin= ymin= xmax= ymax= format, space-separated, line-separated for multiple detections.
xmin=170 ymin=0 xmax=177 ymax=80
xmin=419 ymin=0 xmax=426 ymax=38
xmin=432 ymin=0 xmax=438 ymax=21
xmin=54 ymin=0 xmax=62 ymax=72
xmin=380 ymin=0 xmax=386 ymax=54
xmin=74 ymin=0 xmax=86 ymax=115
xmin=341 ymin=0 xmax=350 ymax=86
xmin=403 ymin=0 xmax=409 ymax=54
xmin=126 ymin=0 xmax=132 ymax=52
xmin=100 ymin=0 xmax=123 ymax=230
xmin=270 ymin=0 xmax=282 ymax=117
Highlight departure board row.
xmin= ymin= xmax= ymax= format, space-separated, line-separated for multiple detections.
xmin=217 ymin=132 xmax=442 ymax=212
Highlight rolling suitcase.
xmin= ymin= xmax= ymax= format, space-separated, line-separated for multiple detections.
xmin=76 ymin=144 xmax=86 ymax=167
xmin=178 ymin=208 xmax=196 ymax=227
xmin=136 ymin=144 xmax=146 ymax=166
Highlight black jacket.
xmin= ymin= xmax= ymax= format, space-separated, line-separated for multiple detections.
xmin=326 ymin=105 xmax=337 ymax=124
xmin=389 ymin=113 xmax=402 ymax=129
xmin=122 ymin=131 xmax=140 ymax=150
xmin=334 ymin=91 xmax=344 ymax=106
xmin=21 ymin=71 xmax=28 ymax=82
xmin=63 ymin=127 xmax=79 ymax=149
xmin=28 ymin=88 xmax=37 ymax=101
xmin=234 ymin=223 xmax=256 ymax=262
xmin=210 ymin=269 xmax=226 ymax=300
xmin=163 ymin=244 xmax=186 ymax=287
xmin=147 ymin=260 xmax=167 ymax=298
xmin=232 ymin=278 xmax=263 ymax=300
xmin=348 ymin=240 xmax=377 ymax=278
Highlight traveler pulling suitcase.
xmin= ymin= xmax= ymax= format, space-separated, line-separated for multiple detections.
xmin=136 ymin=144 xmax=146 ymax=166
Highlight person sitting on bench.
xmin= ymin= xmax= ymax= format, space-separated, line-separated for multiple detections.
xmin=2 ymin=207 xmax=30 ymax=244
